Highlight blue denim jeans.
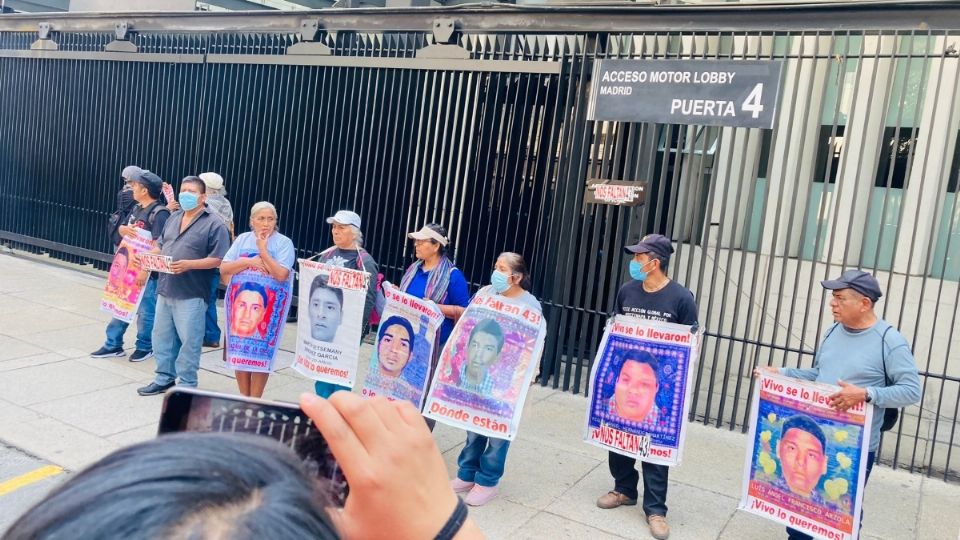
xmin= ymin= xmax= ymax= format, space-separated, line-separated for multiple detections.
xmin=786 ymin=451 xmax=876 ymax=540
xmin=204 ymin=270 xmax=221 ymax=344
xmin=152 ymin=295 xmax=206 ymax=387
xmin=104 ymin=278 xmax=158 ymax=351
xmin=456 ymin=431 xmax=511 ymax=487
xmin=314 ymin=381 xmax=350 ymax=398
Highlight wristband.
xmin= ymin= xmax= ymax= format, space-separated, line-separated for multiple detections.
xmin=434 ymin=497 xmax=468 ymax=540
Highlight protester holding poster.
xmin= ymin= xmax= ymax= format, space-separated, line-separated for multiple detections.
xmin=741 ymin=373 xmax=874 ymax=540
xmin=293 ymin=256 xmax=370 ymax=391
xmin=756 ymin=270 xmax=920 ymax=540
xmin=425 ymin=252 xmax=545 ymax=507
xmin=92 ymin=169 xmax=170 ymax=363
xmin=360 ymin=283 xmax=444 ymax=408
xmin=584 ymin=316 xmax=700 ymax=467
xmin=220 ymin=202 xmax=295 ymax=398
xmin=304 ymin=210 xmax=379 ymax=398
xmin=592 ymin=234 xmax=697 ymax=540
xmin=400 ymin=223 xmax=472 ymax=349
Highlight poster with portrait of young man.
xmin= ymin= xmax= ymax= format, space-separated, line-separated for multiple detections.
xmin=100 ymin=230 xmax=154 ymax=322
xmin=360 ymin=282 xmax=444 ymax=409
xmin=224 ymin=268 xmax=293 ymax=373
xmin=739 ymin=372 xmax=873 ymax=540
xmin=423 ymin=291 xmax=547 ymax=440
xmin=583 ymin=315 xmax=701 ymax=466
xmin=293 ymin=259 xmax=369 ymax=387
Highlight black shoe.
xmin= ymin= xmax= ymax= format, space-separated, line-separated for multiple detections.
xmin=91 ymin=346 xmax=125 ymax=358
xmin=137 ymin=381 xmax=175 ymax=396
xmin=129 ymin=349 xmax=153 ymax=363
xmin=202 ymin=341 xmax=220 ymax=348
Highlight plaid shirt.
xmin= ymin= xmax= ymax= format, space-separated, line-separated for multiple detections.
xmin=459 ymin=363 xmax=496 ymax=396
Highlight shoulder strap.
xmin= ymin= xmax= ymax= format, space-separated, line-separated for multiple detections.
xmin=881 ymin=325 xmax=893 ymax=386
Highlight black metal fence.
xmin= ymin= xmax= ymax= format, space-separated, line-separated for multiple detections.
xmin=2 ymin=3 xmax=960 ymax=481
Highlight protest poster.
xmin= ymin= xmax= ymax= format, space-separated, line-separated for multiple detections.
xmin=293 ymin=259 xmax=369 ymax=387
xmin=360 ymin=282 xmax=443 ymax=409
xmin=139 ymin=253 xmax=174 ymax=274
xmin=100 ymin=230 xmax=154 ymax=323
xmin=224 ymin=269 xmax=293 ymax=373
xmin=739 ymin=372 xmax=873 ymax=540
xmin=423 ymin=291 xmax=546 ymax=440
xmin=583 ymin=315 xmax=701 ymax=466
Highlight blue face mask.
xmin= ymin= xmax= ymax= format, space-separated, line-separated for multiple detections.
xmin=491 ymin=270 xmax=511 ymax=293
xmin=179 ymin=192 xmax=200 ymax=211
xmin=629 ymin=260 xmax=651 ymax=282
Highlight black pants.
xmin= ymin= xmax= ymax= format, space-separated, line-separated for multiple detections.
xmin=608 ymin=451 xmax=669 ymax=516
xmin=786 ymin=451 xmax=876 ymax=540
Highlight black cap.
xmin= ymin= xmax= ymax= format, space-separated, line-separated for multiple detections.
xmin=624 ymin=234 xmax=674 ymax=260
xmin=130 ymin=170 xmax=163 ymax=199
xmin=821 ymin=270 xmax=883 ymax=303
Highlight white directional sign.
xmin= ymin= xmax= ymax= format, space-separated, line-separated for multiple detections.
xmin=588 ymin=59 xmax=784 ymax=129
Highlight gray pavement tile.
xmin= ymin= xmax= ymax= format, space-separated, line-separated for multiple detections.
xmin=0 ymin=398 xmax=43 ymax=426
xmin=718 ymin=509 xmax=789 ymax=539
xmin=917 ymin=477 xmax=960 ymax=539
xmin=9 ymin=285 xmax=110 ymax=318
xmin=859 ymin=465 xmax=922 ymax=540
xmin=435 ymin=421 xmax=469 ymax=456
xmin=0 ymin=306 xmax=101 ymax=337
xmin=0 ymin=352 xmax=67 ymax=373
xmin=0 ymin=360 xmax=130 ymax=406
xmin=513 ymin=395 xmax=607 ymax=460
xmin=76 ymin=356 xmax=157 ymax=382
xmin=106 ymin=424 xmax=159 ymax=448
xmin=513 ymin=512 xmax=629 ymax=540
xmin=30 ymin=383 xmax=165 ymax=437
xmin=0 ymin=335 xmax=46 ymax=362
xmin=465 ymin=497 xmax=540 ymax=540
xmin=13 ymin=323 xmax=113 ymax=357
xmin=0 ymin=416 xmax=120 ymax=471
xmin=497 ymin=442 xmax=604 ymax=510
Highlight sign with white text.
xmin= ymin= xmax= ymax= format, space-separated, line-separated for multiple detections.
xmin=588 ymin=59 xmax=783 ymax=129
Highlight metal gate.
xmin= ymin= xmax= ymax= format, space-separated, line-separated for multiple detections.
xmin=1 ymin=3 xmax=959 ymax=481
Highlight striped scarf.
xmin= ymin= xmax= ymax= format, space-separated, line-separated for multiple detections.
xmin=399 ymin=256 xmax=454 ymax=303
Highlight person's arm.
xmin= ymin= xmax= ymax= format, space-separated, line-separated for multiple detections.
xmin=256 ymin=232 xmax=291 ymax=282
xmin=870 ymin=341 xmax=921 ymax=409
xmin=437 ymin=269 xmax=470 ymax=322
xmin=360 ymin=252 xmax=379 ymax=323
xmin=219 ymin=235 xmax=252 ymax=277
xmin=300 ymin=393 xmax=485 ymax=540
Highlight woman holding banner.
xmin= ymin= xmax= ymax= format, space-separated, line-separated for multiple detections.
xmin=220 ymin=202 xmax=296 ymax=398
xmin=449 ymin=252 xmax=541 ymax=507
xmin=311 ymin=210 xmax=379 ymax=398
xmin=401 ymin=223 xmax=471 ymax=348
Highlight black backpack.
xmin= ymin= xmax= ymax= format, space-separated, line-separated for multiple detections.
xmin=106 ymin=197 xmax=137 ymax=247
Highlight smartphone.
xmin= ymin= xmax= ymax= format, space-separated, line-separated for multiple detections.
xmin=159 ymin=388 xmax=347 ymax=505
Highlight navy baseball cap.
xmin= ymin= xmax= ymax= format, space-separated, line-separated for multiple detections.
xmin=130 ymin=170 xmax=163 ymax=198
xmin=822 ymin=270 xmax=883 ymax=303
xmin=624 ymin=234 xmax=674 ymax=259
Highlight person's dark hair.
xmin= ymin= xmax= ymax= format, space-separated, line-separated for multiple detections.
xmin=235 ymin=281 xmax=269 ymax=305
xmin=469 ymin=318 xmax=505 ymax=353
xmin=780 ymin=414 xmax=827 ymax=454
xmin=181 ymin=175 xmax=206 ymax=194
xmin=378 ymin=315 xmax=416 ymax=348
xmin=497 ymin=252 xmax=532 ymax=290
xmin=648 ymin=253 xmax=669 ymax=272
xmin=424 ymin=223 xmax=449 ymax=256
xmin=309 ymin=274 xmax=343 ymax=308
xmin=602 ymin=349 xmax=660 ymax=399
xmin=2 ymin=432 xmax=339 ymax=540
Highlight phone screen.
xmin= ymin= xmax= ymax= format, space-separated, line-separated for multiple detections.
xmin=159 ymin=388 xmax=347 ymax=505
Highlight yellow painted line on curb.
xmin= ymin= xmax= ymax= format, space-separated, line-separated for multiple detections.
xmin=0 ymin=465 xmax=64 ymax=496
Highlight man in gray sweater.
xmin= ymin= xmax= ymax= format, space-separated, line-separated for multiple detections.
xmin=760 ymin=269 xmax=921 ymax=540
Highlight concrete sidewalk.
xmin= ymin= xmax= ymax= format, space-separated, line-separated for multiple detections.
xmin=0 ymin=250 xmax=957 ymax=539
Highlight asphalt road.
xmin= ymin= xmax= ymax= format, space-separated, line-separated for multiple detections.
xmin=0 ymin=443 xmax=68 ymax=534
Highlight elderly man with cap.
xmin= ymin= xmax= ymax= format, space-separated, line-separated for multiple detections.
xmin=758 ymin=269 xmax=921 ymax=540
xmin=198 ymin=172 xmax=235 ymax=348
xmin=596 ymin=234 xmax=698 ymax=540
xmin=92 ymin=170 xmax=171 ymax=361
xmin=311 ymin=210 xmax=380 ymax=399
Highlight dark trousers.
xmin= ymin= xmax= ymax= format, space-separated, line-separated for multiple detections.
xmin=786 ymin=451 xmax=876 ymax=540
xmin=608 ymin=451 xmax=669 ymax=516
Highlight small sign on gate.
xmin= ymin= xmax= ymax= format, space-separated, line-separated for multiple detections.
xmin=584 ymin=179 xmax=646 ymax=206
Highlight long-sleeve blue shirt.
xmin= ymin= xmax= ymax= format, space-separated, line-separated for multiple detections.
xmin=781 ymin=319 xmax=921 ymax=451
